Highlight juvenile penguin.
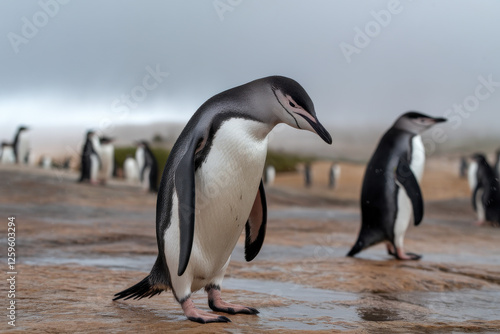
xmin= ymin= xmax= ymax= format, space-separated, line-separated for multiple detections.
xmin=98 ymin=136 xmax=115 ymax=184
xmin=79 ymin=131 xmax=100 ymax=183
xmin=114 ymin=76 xmax=332 ymax=323
xmin=135 ymin=141 xmax=158 ymax=192
xmin=13 ymin=126 xmax=30 ymax=164
xmin=347 ymin=112 xmax=446 ymax=260
xmin=468 ymin=153 xmax=500 ymax=226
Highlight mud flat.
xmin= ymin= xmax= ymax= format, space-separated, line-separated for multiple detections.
xmin=1 ymin=161 xmax=499 ymax=333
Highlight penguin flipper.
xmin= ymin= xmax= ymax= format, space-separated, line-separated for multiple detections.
xmin=471 ymin=184 xmax=480 ymax=212
xmin=175 ymin=136 xmax=200 ymax=276
xmin=396 ymin=159 xmax=424 ymax=226
xmin=244 ymin=180 xmax=267 ymax=261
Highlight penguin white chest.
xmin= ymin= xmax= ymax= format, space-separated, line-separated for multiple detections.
xmin=468 ymin=161 xmax=478 ymax=191
xmin=166 ymin=118 xmax=270 ymax=287
xmin=393 ymin=135 xmax=426 ymax=248
xmin=410 ymin=135 xmax=425 ymax=182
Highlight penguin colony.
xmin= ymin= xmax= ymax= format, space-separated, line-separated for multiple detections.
xmin=3 ymin=76 xmax=499 ymax=325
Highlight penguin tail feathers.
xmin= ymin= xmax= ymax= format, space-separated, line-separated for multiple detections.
xmin=113 ymin=275 xmax=166 ymax=301
xmin=346 ymin=239 xmax=365 ymax=257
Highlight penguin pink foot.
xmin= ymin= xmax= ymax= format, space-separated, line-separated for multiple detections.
xmin=207 ymin=287 xmax=259 ymax=315
xmin=386 ymin=243 xmax=421 ymax=260
xmin=394 ymin=247 xmax=421 ymax=260
xmin=181 ymin=298 xmax=230 ymax=324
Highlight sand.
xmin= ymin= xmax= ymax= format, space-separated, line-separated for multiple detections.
xmin=1 ymin=159 xmax=499 ymax=333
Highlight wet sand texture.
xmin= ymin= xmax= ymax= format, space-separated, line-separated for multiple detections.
xmin=1 ymin=161 xmax=499 ymax=333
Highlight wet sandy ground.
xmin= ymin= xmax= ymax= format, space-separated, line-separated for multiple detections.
xmin=1 ymin=161 xmax=500 ymax=333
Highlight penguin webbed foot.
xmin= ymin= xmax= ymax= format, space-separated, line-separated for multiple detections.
xmin=207 ymin=287 xmax=259 ymax=315
xmin=181 ymin=298 xmax=231 ymax=324
xmin=394 ymin=248 xmax=422 ymax=261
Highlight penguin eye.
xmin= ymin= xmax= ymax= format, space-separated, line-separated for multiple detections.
xmin=289 ymin=101 xmax=296 ymax=108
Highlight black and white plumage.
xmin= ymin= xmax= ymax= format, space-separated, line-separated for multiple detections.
xmin=114 ymin=76 xmax=332 ymax=323
xmin=13 ymin=126 xmax=29 ymax=164
xmin=79 ymin=131 xmax=100 ymax=183
xmin=347 ymin=112 xmax=446 ymax=260
xmin=98 ymin=136 xmax=115 ymax=184
xmin=468 ymin=153 xmax=500 ymax=226
xmin=135 ymin=141 xmax=158 ymax=192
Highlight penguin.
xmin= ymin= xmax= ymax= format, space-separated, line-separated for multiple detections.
xmin=114 ymin=76 xmax=332 ymax=323
xmin=304 ymin=162 xmax=312 ymax=187
xmin=98 ymin=136 xmax=115 ymax=184
xmin=79 ymin=131 xmax=100 ymax=183
xmin=123 ymin=154 xmax=140 ymax=183
xmin=41 ymin=156 xmax=52 ymax=169
xmin=459 ymin=156 xmax=468 ymax=179
xmin=13 ymin=126 xmax=30 ymax=164
xmin=135 ymin=141 xmax=158 ymax=192
xmin=329 ymin=163 xmax=341 ymax=189
xmin=468 ymin=153 xmax=500 ymax=226
xmin=264 ymin=165 xmax=276 ymax=185
xmin=347 ymin=112 xmax=446 ymax=260
xmin=0 ymin=142 xmax=15 ymax=164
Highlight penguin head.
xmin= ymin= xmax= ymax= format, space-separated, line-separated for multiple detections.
xmin=470 ymin=153 xmax=488 ymax=165
xmin=99 ymin=136 xmax=114 ymax=144
xmin=85 ymin=130 xmax=95 ymax=139
xmin=135 ymin=140 xmax=150 ymax=148
xmin=267 ymin=76 xmax=332 ymax=144
xmin=394 ymin=111 xmax=447 ymax=134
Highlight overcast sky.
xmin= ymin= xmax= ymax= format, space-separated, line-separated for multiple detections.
xmin=1 ymin=1 xmax=499 ymax=153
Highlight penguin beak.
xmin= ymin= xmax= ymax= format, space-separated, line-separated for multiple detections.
xmin=297 ymin=114 xmax=333 ymax=145
xmin=432 ymin=117 xmax=447 ymax=123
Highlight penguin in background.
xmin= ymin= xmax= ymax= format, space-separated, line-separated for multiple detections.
xmin=114 ymin=76 xmax=332 ymax=323
xmin=329 ymin=163 xmax=341 ymax=189
xmin=459 ymin=156 xmax=468 ymax=179
xmin=304 ymin=162 xmax=312 ymax=187
xmin=98 ymin=136 xmax=115 ymax=184
xmin=13 ymin=126 xmax=30 ymax=164
xmin=468 ymin=153 xmax=500 ymax=226
xmin=264 ymin=165 xmax=276 ymax=185
xmin=136 ymin=140 xmax=158 ymax=192
xmin=0 ymin=142 xmax=15 ymax=164
xmin=347 ymin=112 xmax=446 ymax=260
xmin=123 ymin=154 xmax=139 ymax=183
xmin=79 ymin=131 xmax=101 ymax=183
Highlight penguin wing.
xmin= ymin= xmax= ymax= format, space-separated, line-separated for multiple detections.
xmin=396 ymin=159 xmax=424 ymax=226
xmin=471 ymin=184 xmax=480 ymax=212
xmin=244 ymin=180 xmax=267 ymax=261
xmin=174 ymin=136 xmax=199 ymax=276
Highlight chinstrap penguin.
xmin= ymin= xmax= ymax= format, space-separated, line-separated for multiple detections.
xmin=347 ymin=112 xmax=446 ymax=260
xmin=98 ymin=136 xmax=115 ymax=184
xmin=79 ymin=131 xmax=101 ymax=183
xmin=135 ymin=140 xmax=158 ymax=192
xmin=114 ymin=76 xmax=332 ymax=323
xmin=468 ymin=153 xmax=500 ymax=226
xmin=13 ymin=126 xmax=30 ymax=164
